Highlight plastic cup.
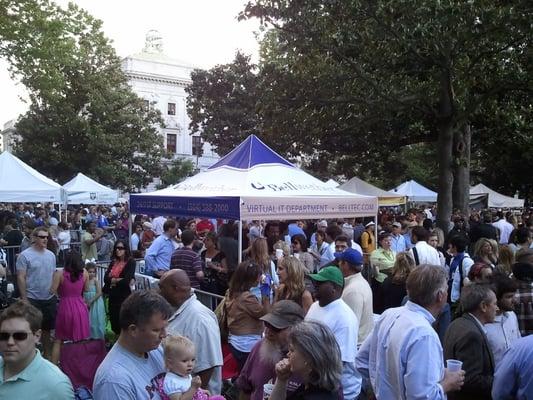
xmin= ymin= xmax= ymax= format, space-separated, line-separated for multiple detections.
xmin=446 ymin=359 xmax=463 ymax=372
xmin=263 ymin=383 xmax=275 ymax=399
xmin=275 ymin=249 xmax=284 ymax=260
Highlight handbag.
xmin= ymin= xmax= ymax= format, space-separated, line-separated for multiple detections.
xmin=214 ymin=291 xmax=229 ymax=340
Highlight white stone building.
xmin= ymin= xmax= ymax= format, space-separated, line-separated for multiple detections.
xmin=0 ymin=119 xmax=16 ymax=153
xmin=121 ymin=30 xmax=219 ymax=172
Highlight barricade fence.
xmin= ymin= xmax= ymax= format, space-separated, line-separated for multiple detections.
xmin=94 ymin=261 xmax=224 ymax=311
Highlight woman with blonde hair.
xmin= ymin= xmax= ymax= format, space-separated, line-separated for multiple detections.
xmin=226 ymin=261 xmax=270 ymax=372
xmin=473 ymin=237 xmax=499 ymax=268
xmin=497 ymin=245 xmax=514 ymax=275
xmin=248 ymin=237 xmax=279 ymax=301
xmin=378 ymin=252 xmax=416 ymax=312
xmin=274 ymin=256 xmax=314 ymax=313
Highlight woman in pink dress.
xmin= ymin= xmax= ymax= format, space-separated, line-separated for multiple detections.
xmin=50 ymin=250 xmax=90 ymax=364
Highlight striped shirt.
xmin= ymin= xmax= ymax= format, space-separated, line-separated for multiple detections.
xmin=170 ymin=247 xmax=203 ymax=289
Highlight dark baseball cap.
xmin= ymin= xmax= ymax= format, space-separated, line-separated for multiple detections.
xmin=260 ymin=300 xmax=305 ymax=329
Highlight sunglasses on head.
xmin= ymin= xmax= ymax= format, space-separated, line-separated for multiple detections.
xmin=0 ymin=331 xmax=32 ymax=341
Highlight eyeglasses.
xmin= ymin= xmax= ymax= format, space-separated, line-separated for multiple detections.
xmin=0 ymin=331 xmax=32 ymax=341
xmin=115 ymin=247 xmax=125 ymax=250
xmin=36 ymin=235 xmax=49 ymax=239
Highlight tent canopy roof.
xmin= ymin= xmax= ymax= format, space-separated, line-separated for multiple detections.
xmin=470 ymin=183 xmax=524 ymax=208
xmin=0 ymin=152 xmax=63 ymax=203
xmin=339 ymin=177 xmax=406 ymax=205
xmin=389 ymin=180 xmax=437 ymax=203
xmin=63 ymin=173 xmax=118 ymax=205
xmin=131 ymin=135 xmax=378 ymax=220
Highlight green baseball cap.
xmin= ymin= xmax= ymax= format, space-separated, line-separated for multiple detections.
xmin=309 ymin=266 xmax=344 ymax=287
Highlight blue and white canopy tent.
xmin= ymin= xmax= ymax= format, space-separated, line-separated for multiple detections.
xmin=131 ymin=135 xmax=378 ymax=260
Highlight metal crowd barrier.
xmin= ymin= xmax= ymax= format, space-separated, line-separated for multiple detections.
xmin=94 ymin=261 xmax=224 ymax=311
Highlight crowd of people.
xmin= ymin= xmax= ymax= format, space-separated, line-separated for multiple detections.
xmin=1 ymin=201 xmax=533 ymax=399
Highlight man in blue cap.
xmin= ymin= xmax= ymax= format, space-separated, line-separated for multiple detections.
xmin=306 ymin=266 xmax=361 ymax=400
xmin=336 ymin=248 xmax=374 ymax=346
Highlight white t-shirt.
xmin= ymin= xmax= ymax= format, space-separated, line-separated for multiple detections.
xmin=306 ymin=299 xmax=361 ymax=399
xmin=57 ymin=231 xmax=71 ymax=250
xmin=306 ymin=299 xmax=359 ymax=362
xmin=163 ymin=372 xmax=191 ymax=395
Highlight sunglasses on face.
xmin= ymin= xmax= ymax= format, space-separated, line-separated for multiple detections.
xmin=36 ymin=235 xmax=49 ymax=239
xmin=115 ymin=247 xmax=125 ymax=250
xmin=0 ymin=331 xmax=32 ymax=341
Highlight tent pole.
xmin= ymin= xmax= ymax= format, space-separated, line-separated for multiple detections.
xmin=238 ymin=219 xmax=243 ymax=264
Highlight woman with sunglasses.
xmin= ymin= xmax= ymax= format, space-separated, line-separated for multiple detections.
xmin=50 ymin=250 xmax=90 ymax=364
xmin=103 ymin=240 xmax=136 ymax=335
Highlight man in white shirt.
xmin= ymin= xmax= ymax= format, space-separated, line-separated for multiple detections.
xmin=306 ymin=266 xmax=361 ymax=400
xmin=409 ymin=226 xmax=441 ymax=266
xmin=336 ymin=248 xmax=373 ymax=346
xmin=484 ymin=273 xmax=521 ymax=367
xmin=356 ymin=265 xmax=465 ymax=399
xmin=159 ymin=270 xmax=223 ymax=394
xmin=492 ymin=211 xmax=514 ymax=244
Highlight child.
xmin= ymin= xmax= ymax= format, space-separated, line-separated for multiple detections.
xmin=83 ymin=262 xmax=106 ymax=339
xmin=162 ymin=335 xmax=225 ymax=400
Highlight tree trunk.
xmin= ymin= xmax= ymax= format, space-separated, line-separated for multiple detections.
xmin=436 ymin=122 xmax=454 ymax=233
xmin=436 ymin=68 xmax=455 ymax=233
xmin=452 ymin=123 xmax=471 ymax=219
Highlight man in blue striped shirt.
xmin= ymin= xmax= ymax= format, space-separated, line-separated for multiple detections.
xmin=356 ymin=264 xmax=465 ymax=399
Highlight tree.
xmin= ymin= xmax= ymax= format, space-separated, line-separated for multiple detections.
xmin=186 ymin=52 xmax=262 ymax=157
xmin=156 ymin=157 xmax=195 ymax=189
xmin=1 ymin=0 xmax=165 ymax=191
xmin=236 ymin=0 xmax=531 ymax=228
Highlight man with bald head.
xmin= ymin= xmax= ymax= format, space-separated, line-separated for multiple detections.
xmin=159 ymin=269 xmax=223 ymax=395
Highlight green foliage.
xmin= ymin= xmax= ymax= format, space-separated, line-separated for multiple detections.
xmin=156 ymin=157 xmax=195 ymax=189
xmin=186 ymin=0 xmax=531 ymax=210
xmin=186 ymin=52 xmax=262 ymax=157
xmin=1 ymin=0 xmax=165 ymax=191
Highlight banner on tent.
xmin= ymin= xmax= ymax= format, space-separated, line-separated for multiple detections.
xmin=130 ymin=195 xmax=241 ymax=220
xmin=240 ymin=196 xmax=378 ymax=219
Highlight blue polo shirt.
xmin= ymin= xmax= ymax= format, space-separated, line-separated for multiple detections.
xmin=0 ymin=350 xmax=74 ymax=399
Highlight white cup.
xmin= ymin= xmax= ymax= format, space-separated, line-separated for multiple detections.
xmin=6 ymin=283 xmax=14 ymax=295
xmin=263 ymin=383 xmax=275 ymax=399
xmin=275 ymin=249 xmax=284 ymax=260
xmin=446 ymin=359 xmax=463 ymax=372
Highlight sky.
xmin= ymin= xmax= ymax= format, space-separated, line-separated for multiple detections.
xmin=0 ymin=0 xmax=260 ymax=126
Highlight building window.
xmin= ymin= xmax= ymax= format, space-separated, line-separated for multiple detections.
xmin=166 ymin=134 xmax=177 ymax=153
xmin=167 ymin=102 xmax=176 ymax=115
xmin=192 ymin=136 xmax=203 ymax=156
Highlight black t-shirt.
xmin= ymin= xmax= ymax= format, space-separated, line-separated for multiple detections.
xmin=287 ymin=384 xmax=339 ymax=400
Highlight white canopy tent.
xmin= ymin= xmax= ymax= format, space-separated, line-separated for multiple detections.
xmin=389 ymin=180 xmax=438 ymax=203
xmin=131 ymin=135 xmax=378 ymax=221
xmin=340 ymin=176 xmax=406 ymax=206
xmin=131 ymin=136 xmax=378 ymax=263
xmin=0 ymin=151 xmax=63 ymax=203
xmin=470 ymin=183 xmax=524 ymax=208
xmin=324 ymin=178 xmax=340 ymax=188
xmin=63 ymin=173 xmax=118 ymax=205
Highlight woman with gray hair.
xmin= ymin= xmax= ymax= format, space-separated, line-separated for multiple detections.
xmin=269 ymin=320 xmax=342 ymax=399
